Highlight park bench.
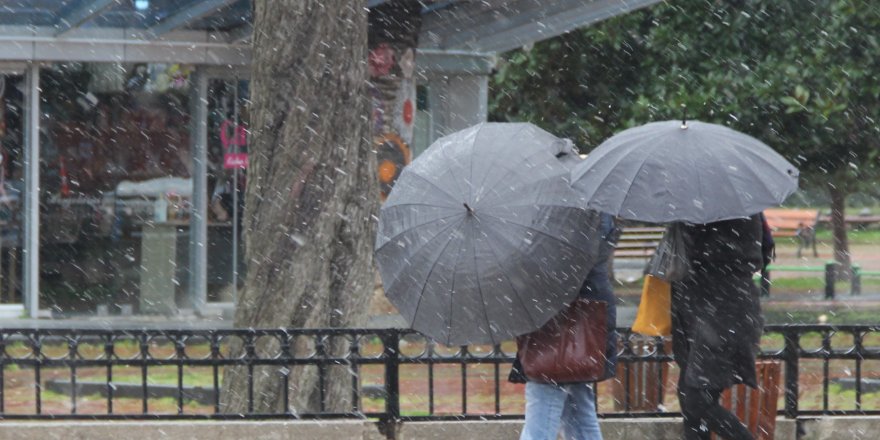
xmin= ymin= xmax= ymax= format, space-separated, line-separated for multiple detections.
xmin=818 ymin=213 xmax=880 ymax=229
xmin=763 ymin=208 xmax=820 ymax=258
xmin=612 ymin=338 xmax=671 ymax=411
xmin=613 ymin=226 xmax=665 ymax=260
xmin=712 ymin=360 xmax=782 ymax=440
xmin=613 ymin=337 xmax=781 ymax=440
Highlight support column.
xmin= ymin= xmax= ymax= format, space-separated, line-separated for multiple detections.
xmin=22 ymin=63 xmax=40 ymax=318
xmin=188 ymin=68 xmax=208 ymax=314
xmin=415 ymin=49 xmax=495 ymax=145
xmin=426 ymin=74 xmax=489 ymax=140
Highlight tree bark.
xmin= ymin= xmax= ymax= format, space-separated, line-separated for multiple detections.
xmin=220 ymin=0 xmax=378 ymax=414
xmin=828 ymin=182 xmax=852 ymax=279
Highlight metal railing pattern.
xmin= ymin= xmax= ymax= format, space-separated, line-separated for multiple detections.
xmin=0 ymin=325 xmax=875 ymax=420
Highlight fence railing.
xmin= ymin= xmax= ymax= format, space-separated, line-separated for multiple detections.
xmin=0 ymin=325 xmax=876 ymax=420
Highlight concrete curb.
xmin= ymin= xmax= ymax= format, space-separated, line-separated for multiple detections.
xmin=0 ymin=418 xmax=801 ymax=440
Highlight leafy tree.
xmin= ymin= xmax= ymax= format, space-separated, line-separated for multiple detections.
xmin=490 ymin=12 xmax=650 ymax=147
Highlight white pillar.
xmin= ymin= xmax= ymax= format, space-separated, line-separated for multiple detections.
xmin=22 ymin=63 xmax=40 ymax=318
xmin=426 ymin=74 xmax=489 ymax=140
xmin=188 ymin=68 xmax=208 ymax=314
xmin=415 ymin=49 xmax=495 ymax=147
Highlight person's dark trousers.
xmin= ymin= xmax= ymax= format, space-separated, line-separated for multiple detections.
xmin=677 ymin=370 xmax=755 ymax=440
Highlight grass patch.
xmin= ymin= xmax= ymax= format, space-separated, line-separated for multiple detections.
xmin=814 ymin=228 xmax=880 ymax=245
xmin=762 ymin=306 xmax=880 ymax=325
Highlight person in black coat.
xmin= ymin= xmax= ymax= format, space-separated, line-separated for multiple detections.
xmin=671 ymin=214 xmax=765 ymax=440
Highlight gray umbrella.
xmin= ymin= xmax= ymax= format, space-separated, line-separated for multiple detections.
xmin=571 ymin=120 xmax=799 ymax=224
xmin=375 ymin=122 xmax=601 ymax=346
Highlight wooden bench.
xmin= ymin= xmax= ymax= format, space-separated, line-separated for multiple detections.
xmin=818 ymin=213 xmax=880 ymax=228
xmin=612 ymin=337 xmax=671 ymax=411
xmin=763 ymin=208 xmax=819 ymax=258
xmin=712 ymin=360 xmax=782 ymax=440
xmin=613 ymin=339 xmax=781 ymax=440
xmin=614 ymin=226 xmax=665 ymax=260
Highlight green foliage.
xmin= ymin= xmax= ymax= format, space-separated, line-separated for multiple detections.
xmin=489 ymin=0 xmax=880 ymax=191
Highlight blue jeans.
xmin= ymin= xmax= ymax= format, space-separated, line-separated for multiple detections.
xmin=520 ymin=382 xmax=602 ymax=440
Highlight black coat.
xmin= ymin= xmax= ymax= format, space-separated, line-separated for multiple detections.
xmin=671 ymin=215 xmax=764 ymax=390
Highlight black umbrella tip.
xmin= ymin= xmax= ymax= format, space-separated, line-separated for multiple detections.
xmin=464 ymin=203 xmax=474 ymax=214
xmin=681 ymin=104 xmax=688 ymax=129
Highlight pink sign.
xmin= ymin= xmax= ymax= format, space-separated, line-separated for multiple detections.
xmin=224 ymin=153 xmax=248 ymax=169
xmin=220 ymin=119 xmax=248 ymax=169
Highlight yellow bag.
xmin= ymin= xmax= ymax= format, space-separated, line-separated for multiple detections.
xmin=631 ymin=274 xmax=672 ymax=336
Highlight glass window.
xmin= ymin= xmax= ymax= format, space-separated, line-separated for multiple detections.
xmin=206 ymin=78 xmax=248 ymax=303
xmin=0 ymin=72 xmax=24 ymax=307
xmin=39 ymin=62 xmax=194 ymax=315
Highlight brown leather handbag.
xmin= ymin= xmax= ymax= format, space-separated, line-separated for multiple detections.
xmin=516 ymin=298 xmax=608 ymax=384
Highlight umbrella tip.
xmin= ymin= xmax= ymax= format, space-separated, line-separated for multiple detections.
xmin=464 ymin=203 xmax=474 ymax=215
xmin=680 ymin=104 xmax=688 ymax=130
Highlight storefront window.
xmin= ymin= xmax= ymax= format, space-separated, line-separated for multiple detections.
xmin=0 ymin=72 xmax=24 ymax=306
xmin=39 ymin=62 xmax=193 ymax=315
xmin=206 ymin=78 xmax=248 ymax=303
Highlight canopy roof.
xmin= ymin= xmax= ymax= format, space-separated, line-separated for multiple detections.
xmin=0 ymin=0 xmax=659 ymax=65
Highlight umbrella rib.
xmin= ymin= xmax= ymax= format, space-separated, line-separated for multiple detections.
xmin=603 ymin=129 xmax=684 ymax=219
xmin=612 ymin=153 xmax=658 ymax=220
xmin=573 ymin=127 xmax=663 ymax=184
xmin=395 ymin=170 xmax=463 ymax=207
xmin=743 ymin=159 xmax=788 ymax=211
xmin=697 ymin=136 xmax=795 ymax=221
xmin=378 ymin=217 xmax=466 ymax=289
xmin=477 ymin=149 xmax=564 ymax=208
xmin=438 ymin=138 xmax=472 ymax=206
xmin=407 ymin=220 xmax=467 ymax=339
xmin=698 ymin=145 xmax=749 ymax=221
xmin=375 ymin=211 xmax=464 ymax=250
xmin=472 ymin=124 xmax=531 ymax=203
xmin=443 ymin=224 xmax=470 ymax=346
xmin=480 ymin=202 xmax=580 ymax=212
xmin=575 ymin=149 xmax=646 ymax=210
xmin=468 ymin=123 xmax=490 ymax=202
xmin=734 ymin=144 xmax=798 ymax=199
xmin=480 ymin=228 xmax=540 ymax=331
xmin=478 ymin=213 xmax=587 ymax=255
xmin=469 ymin=222 xmax=497 ymax=345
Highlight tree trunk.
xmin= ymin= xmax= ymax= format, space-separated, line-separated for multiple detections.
xmin=828 ymin=182 xmax=852 ymax=279
xmin=220 ymin=0 xmax=378 ymax=414
xmin=368 ymin=1 xmax=422 ymax=198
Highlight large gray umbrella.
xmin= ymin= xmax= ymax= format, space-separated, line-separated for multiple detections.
xmin=571 ymin=120 xmax=799 ymax=224
xmin=375 ymin=122 xmax=601 ymax=346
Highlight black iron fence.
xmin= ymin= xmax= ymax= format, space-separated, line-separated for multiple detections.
xmin=0 ymin=325 xmax=876 ymax=420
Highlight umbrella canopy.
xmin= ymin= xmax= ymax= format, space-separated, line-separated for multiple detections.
xmin=375 ymin=122 xmax=601 ymax=346
xmin=571 ymin=120 xmax=799 ymax=224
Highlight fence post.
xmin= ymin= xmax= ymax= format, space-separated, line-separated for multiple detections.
xmin=379 ymin=331 xmax=401 ymax=439
xmin=824 ymin=262 xmax=837 ymax=300
xmin=851 ymin=265 xmax=861 ymax=296
xmin=783 ymin=329 xmax=799 ymax=419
